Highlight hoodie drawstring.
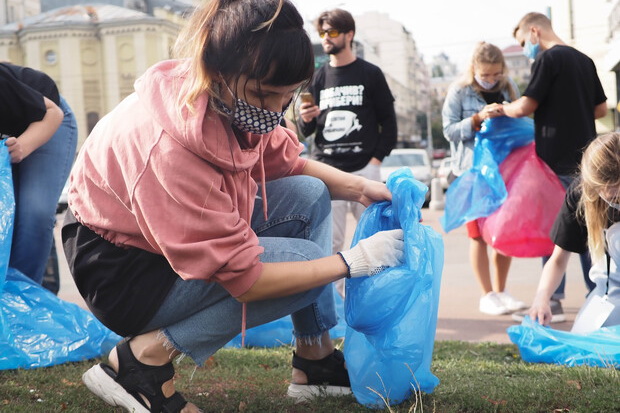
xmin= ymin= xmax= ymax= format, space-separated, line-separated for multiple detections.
xmin=241 ymin=138 xmax=269 ymax=347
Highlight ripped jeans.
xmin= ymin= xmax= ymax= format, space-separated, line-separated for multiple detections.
xmin=140 ymin=175 xmax=337 ymax=365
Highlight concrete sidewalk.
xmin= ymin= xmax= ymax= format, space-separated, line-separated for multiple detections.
xmin=56 ymin=207 xmax=589 ymax=344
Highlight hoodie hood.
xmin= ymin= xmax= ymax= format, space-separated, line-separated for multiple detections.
xmin=134 ymin=59 xmax=262 ymax=173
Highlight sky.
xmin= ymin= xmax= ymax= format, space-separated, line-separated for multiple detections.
xmin=291 ymin=0 xmax=560 ymax=70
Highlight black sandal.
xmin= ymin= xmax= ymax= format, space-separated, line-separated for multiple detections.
xmin=82 ymin=337 xmax=188 ymax=413
xmin=286 ymin=349 xmax=351 ymax=401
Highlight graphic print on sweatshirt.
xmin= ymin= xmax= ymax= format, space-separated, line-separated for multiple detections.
xmin=320 ymin=84 xmax=364 ymax=142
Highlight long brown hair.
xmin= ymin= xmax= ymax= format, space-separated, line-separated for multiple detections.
xmin=173 ymin=0 xmax=314 ymax=112
xmin=460 ymin=42 xmax=516 ymax=101
xmin=578 ymin=133 xmax=620 ymax=260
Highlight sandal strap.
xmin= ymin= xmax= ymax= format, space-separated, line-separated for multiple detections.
xmin=292 ymin=349 xmax=350 ymax=387
xmin=161 ymin=392 xmax=188 ymax=413
xmin=113 ymin=337 xmax=187 ymax=412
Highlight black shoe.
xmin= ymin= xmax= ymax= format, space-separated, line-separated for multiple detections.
xmin=287 ymin=349 xmax=351 ymax=401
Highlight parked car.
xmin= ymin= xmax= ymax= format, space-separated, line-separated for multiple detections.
xmin=380 ymin=148 xmax=432 ymax=202
xmin=436 ymin=157 xmax=453 ymax=191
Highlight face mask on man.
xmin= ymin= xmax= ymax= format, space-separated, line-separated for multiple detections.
xmin=523 ymin=33 xmax=540 ymax=60
xmin=474 ymin=75 xmax=498 ymax=91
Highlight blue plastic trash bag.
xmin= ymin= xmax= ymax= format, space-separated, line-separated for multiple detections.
xmin=0 ymin=268 xmax=122 ymax=369
xmin=507 ymin=316 xmax=620 ymax=368
xmin=441 ymin=116 xmax=534 ymax=232
xmin=0 ymin=145 xmax=121 ymax=370
xmin=344 ymin=168 xmax=444 ymax=408
xmin=0 ymin=143 xmax=13 ymax=283
xmin=226 ymin=285 xmax=346 ymax=348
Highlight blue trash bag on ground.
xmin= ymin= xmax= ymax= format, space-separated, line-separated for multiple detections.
xmin=507 ymin=317 xmax=620 ymax=368
xmin=225 ymin=285 xmax=346 ymax=348
xmin=441 ymin=116 xmax=534 ymax=232
xmin=0 ymin=145 xmax=121 ymax=370
xmin=344 ymin=168 xmax=444 ymax=408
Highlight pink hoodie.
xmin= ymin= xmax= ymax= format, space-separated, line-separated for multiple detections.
xmin=68 ymin=60 xmax=307 ymax=297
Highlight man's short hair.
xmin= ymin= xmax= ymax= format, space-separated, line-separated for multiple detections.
xmin=513 ymin=12 xmax=552 ymax=38
xmin=315 ymin=8 xmax=355 ymax=35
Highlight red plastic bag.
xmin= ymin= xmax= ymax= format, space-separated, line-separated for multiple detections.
xmin=479 ymin=143 xmax=565 ymax=257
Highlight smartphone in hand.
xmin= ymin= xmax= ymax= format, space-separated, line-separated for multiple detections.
xmin=300 ymin=92 xmax=315 ymax=106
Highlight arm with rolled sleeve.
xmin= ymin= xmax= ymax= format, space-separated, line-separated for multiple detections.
xmin=442 ymin=85 xmax=476 ymax=144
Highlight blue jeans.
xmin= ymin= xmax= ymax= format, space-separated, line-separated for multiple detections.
xmin=10 ymin=97 xmax=77 ymax=283
xmin=140 ymin=175 xmax=337 ymax=365
xmin=547 ymin=174 xmax=594 ymax=300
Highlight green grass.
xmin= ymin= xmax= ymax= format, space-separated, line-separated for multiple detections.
xmin=0 ymin=341 xmax=618 ymax=412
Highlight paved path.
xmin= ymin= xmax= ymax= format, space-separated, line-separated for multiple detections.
xmin=56 ymin=206 xmax=588 ymax=344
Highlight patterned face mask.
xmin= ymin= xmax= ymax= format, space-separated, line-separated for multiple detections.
xmin=218 ymin=97 xmax=290 ymax=135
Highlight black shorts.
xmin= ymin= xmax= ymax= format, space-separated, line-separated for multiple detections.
xmin=61 ymin=209 xmax=179 ymax=336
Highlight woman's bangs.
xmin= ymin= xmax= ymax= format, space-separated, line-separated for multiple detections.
xmin=260 ymin=33 xmax=314 ymax=86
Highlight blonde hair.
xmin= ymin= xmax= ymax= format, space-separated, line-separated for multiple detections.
xmin=173 ymin=0 xmax=313 ymax=113
xmin=460 ymin=42 xmax=516 ymax=101
xmin=578 ymin=133 xmax=620 ymax=260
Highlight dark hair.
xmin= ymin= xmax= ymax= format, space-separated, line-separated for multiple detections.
xmin=316 ymin=8 xmax=355 ymax=46
xmin=175 ymin=0 xmax=314 ymax=109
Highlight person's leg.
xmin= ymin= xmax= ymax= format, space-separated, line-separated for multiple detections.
xmin=468 ymin=220 xmax=509 ymax=315
xmin=492 ymin=250 xmax=512 ymax=292
xmin=334 ymin=163 xmax=381 ymax=297
xmin=42 ymin=241 xmax=60 ymax=294
xmin=349 ymin=162 xmax=381 ymax=224
xmin=492 ymin=249 xmax=527 ymax=311
xmin=470 ymin=237 xmax=492 ymax=294
xmin=10 ymin=98 xmax=77 ymax=283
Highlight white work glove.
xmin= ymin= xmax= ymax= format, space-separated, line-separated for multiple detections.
xmin=338 ymin=229 xmax=405 ymax=278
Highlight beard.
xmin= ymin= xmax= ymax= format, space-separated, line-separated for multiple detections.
xmin=323 ymin=42 xmax=344 ymax=56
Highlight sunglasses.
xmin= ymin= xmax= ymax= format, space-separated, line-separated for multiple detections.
xmin=319 ymin=29 xmax=341 ymax=39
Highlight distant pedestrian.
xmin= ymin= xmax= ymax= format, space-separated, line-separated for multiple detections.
xmin=442 ymin=42 xmax=526 ymax=316
xmin=298 ymin=8 xmax=397 ymax=296
xmin=495 ymin=12 xmax=607 ymax=323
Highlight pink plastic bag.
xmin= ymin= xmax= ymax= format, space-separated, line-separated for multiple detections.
xmin=479 ymin=143 xmax=565 ymax=257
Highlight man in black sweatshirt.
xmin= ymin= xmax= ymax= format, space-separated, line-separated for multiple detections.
xmin=299 ymin=9 xmax=397 ymax=297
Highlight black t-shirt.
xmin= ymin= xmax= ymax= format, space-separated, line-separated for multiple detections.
xmin=481 ymin=90 xmax=503 ymax=105
xmin=550 ymin=180 xmax=588 ymax=253
xmin=524 ymin=45 xmax=606 ymax=176
xmin=299 ymin=59 xmax=397 ymax=172
xmin=0 ymin=63 xmax=60 ymax=137
xmin=551 ymin=179 xmax=620 ymax=253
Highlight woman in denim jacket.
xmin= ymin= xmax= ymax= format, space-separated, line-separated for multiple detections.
xmin=442 ymin=42 xmax=524 ymax=316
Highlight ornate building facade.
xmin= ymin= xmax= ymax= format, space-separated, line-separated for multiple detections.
xmin=0 ymin=4 xmax=183 ymax=145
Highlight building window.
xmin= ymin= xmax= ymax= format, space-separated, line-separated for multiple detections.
xmin=45 ymin=50 xmax=57 ymax=65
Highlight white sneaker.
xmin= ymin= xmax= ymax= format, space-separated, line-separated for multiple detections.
xmin=479 ymin=292 xmax=510 ymax=315
xmin=496 ymin=291 xmax=527 ymax=312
